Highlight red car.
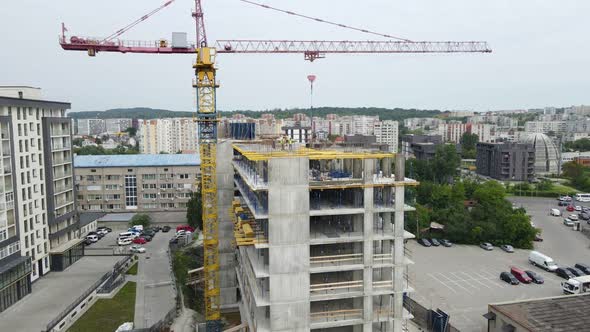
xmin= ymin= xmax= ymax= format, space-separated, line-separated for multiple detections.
xmin=511 ymin=266 xmax=532 ymax=284
xmin=566 ymin=205 xmax=575 ymax=212
xmin=133 ymin=237 xmax=147 ymax=245
xmin=176 ymin=225 xmax=195 ymax=233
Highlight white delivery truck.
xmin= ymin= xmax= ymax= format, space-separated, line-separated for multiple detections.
xmin=562 ymin=275 xmax=590 ymax=294
xmin=529 ymin=251 xmax=558 ymax=272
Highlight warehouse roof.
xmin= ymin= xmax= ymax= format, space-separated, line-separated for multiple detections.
xmin=74 ymin=154 xmax=200 ymax=168
xmin=487 ymin=293 xmax=590 ymax=332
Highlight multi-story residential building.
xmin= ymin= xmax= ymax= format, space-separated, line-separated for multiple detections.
xmin=352 ymin=115 xmax=379 ymax=136
xmin=104 ymin=118 xmax=132 ymax=134
xmin=138 ymin=118 xmax=198 ymax=154
xmin=438 ymin=122 xmax=467 ymax=143
xmin=0 ymin=87 xmax=80 ymax=288
xmin=475 ymin=142 xmax=535 ymax=181
xmin=74 ymin=154 xmax=200 ymax=213
xmin=77 ymin=118 xmax=106 ymax=136
xmin=374 ymin=120 xmax=399 ymax=153
xmin=469 ymin=123 xmax=495 ymax=143
xmin=231 ymin=143 xmax=416 ymax=331
xmin=524 ymin=121 xmax=566 ymax=135
xmin=403 ymin=117 xmax=443 ymax=131
xmin=0 ymin=110 xmax=31 ymax=312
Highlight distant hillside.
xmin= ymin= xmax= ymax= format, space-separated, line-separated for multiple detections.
xmin=69 ymin=106 xmax=442 ymax=121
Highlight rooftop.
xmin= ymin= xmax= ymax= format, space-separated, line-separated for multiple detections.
xmin=234 ymin=143 xmax=394 ymax=161
xmin=488 ymin=293 xmax=590 ymax=332
xmin=74 ymin=154 xmax=200 ymax=168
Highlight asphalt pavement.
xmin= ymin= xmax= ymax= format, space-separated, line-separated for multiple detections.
xmin=410 ymin=197 xmax=590 ymax=332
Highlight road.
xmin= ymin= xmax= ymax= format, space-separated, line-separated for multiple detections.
xmin=410 ymin=197 xmax=590 ymax=332
xmin=133 ymin=229 xmax=177 ymax=328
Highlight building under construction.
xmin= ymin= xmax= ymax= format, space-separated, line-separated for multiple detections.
xmin=225 ymin=141 xmax=418 ymax=332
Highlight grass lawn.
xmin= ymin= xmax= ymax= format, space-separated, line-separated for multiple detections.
xmin=67 ymin=281 xmax=136 ymax=332
xmin=126 ymin=262 xmax=138 ymax=275
xmin=552 ymin=183 xmax=578 ymax=194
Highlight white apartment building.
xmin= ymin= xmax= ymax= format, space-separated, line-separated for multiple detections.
xmin=104 ymin=118 xmax=132 ymax=134
xmin=139 ymin=118 xmax=198 ymax=154
xmin=0 ymin=87 xmax=80 ymax=285
xmin=374 ymin=120 xmax=399 ymax=153
xmin=77 ymin=118 xmax=106 ymax=136
xmin=524 ymin=121 xmax=566 ymax=135
xmin=439 ymin=122 xmax=495 ymax=143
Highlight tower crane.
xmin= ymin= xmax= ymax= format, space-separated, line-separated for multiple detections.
xmin=59 ymin=1 xmax=491 ymax=331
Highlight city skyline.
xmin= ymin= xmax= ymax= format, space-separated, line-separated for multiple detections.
xmin=2 ymin=0 xmax=590 ymax=113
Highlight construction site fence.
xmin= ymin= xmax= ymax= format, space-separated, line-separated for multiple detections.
xmin=403 ymin=297 xmax=460 ymax=332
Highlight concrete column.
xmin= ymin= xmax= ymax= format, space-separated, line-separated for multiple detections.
xmin=268 ymin=157 xmax=310 ymax=331
xmin=393 ymin=154 xmax=406 ymax=332
xmin=217 ymin=140 xmax=238 ymax=309
xmin=363 ymin=159 xmax=375 ymax=330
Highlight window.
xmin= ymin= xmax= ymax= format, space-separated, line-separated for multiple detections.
xmin=142 ymin=183 xmax=157 ymax=189
xmin=179 ymin=174 xmax=189 ymax=179
xmin=124 ymin=175 xmax=137 ymax=208
xmin=160 ymin=183 xmax=174 ymax=189
xmin=142 ymin=174 xmax=156 ymax=180
xmin=106 ymin=175 xmax=120 ymax=181
xmin=143 ymin=193 xmax=157 ymax=199
xmin=105 ymin=194 xmax=120 ymax=200
xmin=105 ymin=184 xmax=119 ymax=190
xmin=142 ymin=203 xmax=158 ymax=209
xmin=87 ymin=175 xmax=102 ymax=181
xmin=0 ymin=230 xmax=7 ymax=242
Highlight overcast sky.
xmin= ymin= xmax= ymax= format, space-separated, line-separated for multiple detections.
xmin=1 ymin=0 xmax=589 ymax=112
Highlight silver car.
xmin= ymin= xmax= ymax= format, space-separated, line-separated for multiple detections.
xmin=480 ymin=242 xmax=494 ymax=251
xmin=500 ymin=244 xmax=514 ymax=253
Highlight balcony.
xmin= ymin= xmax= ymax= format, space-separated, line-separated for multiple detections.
xmin=51 ymin=142 xmax=71 ymax=151
xmin=310 ymin=299 xmax=363 ymax=329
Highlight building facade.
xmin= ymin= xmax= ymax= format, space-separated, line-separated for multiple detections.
xmin=524 ymin=121 xmax=566 ymax=135
xmin=475 ymin=142 xmax=535 ymax=181
xmin=374 ymin=120 xmax=399 ymax=153
xmin=401 ymin=134 xmax=443 ymax=159
xmin=232 ymin=143 xmax=416 ymax=331
xmin=0 ymin=89 xmax=79 ymax=291
xmin=138 ymin=118 xmax=198 ymax=154
xmin=76 ymin=118 xmax=106 ymax=136
xmin=74 ymin=154 xmax=200 ymax=213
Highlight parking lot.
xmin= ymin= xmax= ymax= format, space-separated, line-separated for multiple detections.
xmin=410 ymin=197 xmax=590 ymax=332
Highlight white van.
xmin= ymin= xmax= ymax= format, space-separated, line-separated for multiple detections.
xmin=118 ymin=231 xmax=138 ymax=240
xmin=575 ymin=193 xmax=590 ymax=202
xmin=130 ymin=225 xmax=144 ymax=231
xmin=550 ymin=208 xmax=561 ymax=217
xmin=117 ymin=238 xmax=133 ymax=246
xmin=529 ymin=251 xmax=558 ymax=272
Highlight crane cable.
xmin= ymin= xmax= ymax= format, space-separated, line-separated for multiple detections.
xmin=239 ymin=0 xmax=413 ymax=42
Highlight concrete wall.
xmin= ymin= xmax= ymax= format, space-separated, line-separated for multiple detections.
xmin=217 ymin=140 xmax=238 ymax=309
xmin=268 ymin=157 xmax=310 ymax=331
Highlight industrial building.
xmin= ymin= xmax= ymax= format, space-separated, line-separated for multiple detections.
xmin=484 ymin=294 xmax=590 ymax=332
xmin=0 ymin=87 xmax=79 ymax=311
xmin=74 ymin=154 xmax=200 ymax=213
xmin=475 ymin=142 xmax=536 ymax=181
xmin=229 ymin=142 xmax=417 ymax=331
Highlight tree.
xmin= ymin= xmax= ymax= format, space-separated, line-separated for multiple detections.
xmin=94 ymin=137 xmax=102 ymax=145
xmin=124 ymin=127 xmax=137 ymax=137
xmin=130 ymin=214 xmax=151 ymax=228
xmin=564 ymin=138 xmax=590 ymax=152
xmin=73 ymin=138 xmax=84 ymax=147
xmin=460 ymin=133 xmax=478 ymax=159
xmin=186 ymin=190 xmax=203 ymax=231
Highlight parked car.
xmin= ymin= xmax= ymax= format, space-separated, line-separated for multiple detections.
xmin=575 ymin=205 xmax=583 ymax=211
xmin=162 ymin=226 xmax=171 ymax=232
xmin=558 ymin=196 xmax=572 ymax=201
xmin=430 ymin=238 xmax=441 ymax=247
xmin=88 ymin=231 xmax=104 ymax=239
xmin=143 ymin=229 xmax=156 ymax=237
xmin=169 ymin=237 xmax=179 ymax=244
xmin=142 ymin=234 xmax=153 ymax=242
xmin=118 ymin=238 xmax=133 ymax=246
xmin=569 ymin=214 xmax=579 ymax=221
xmin=500 ymin=245 xmax=514 ymax=253
xmin=534 ymin=234 xmax=543 ymax=242
xmin=564 ymin=218 xmax=574 ymax=226
xmin=133 ymin=237 xmax=147 ymax=245
xmin=129 ymin=245 xmax=146 ymax=253
xmin=524 ymin=270 xmax=544 ymax=284
xmin=510 ymin=267 xmax=532 ymax=284
xmin=558 ymin=201 xmax=568 ymax=207
xmin=417 ymin=238 xmax=432 ymax=247
xmin=581 ymin=212 xmax=590 ymax=221
xmin=500 ymin=272 xmax=519 ymax=285
xmin=84 ymin=238 xmax=93 ymax=245
xmin=97 ymin=226 xmax=112 ymax=233
xmin=440 ymin=239 xmax=453 ymax=247
xmin=176 ymin=225 xmax=195 ymax=233
xmin=567 ymin=205 xmax=575 ymax=212
xmin=86 ymin=234 xmax=99 ymax=243
xmin=480 ymin=242 xmax=494 ymax=251
xmin=574 ymin=263 xmax=590 ymax=275
xmin=550 ymin=208 xmax=562 ymax=216
xmin=152 ymin=226 xmax=161 ymax=232
xmin=566 ymin=267 xmax=586 ymax=277
xmin=97 ymin=229 xmax=109 ymax=237
xmin=555 ymin=267 xmax=576 ymax=280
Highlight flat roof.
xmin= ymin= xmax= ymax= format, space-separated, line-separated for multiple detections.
xmin=233 ymin=143 xmax=394 ymax=161
xmin=0 ymin=96 xmax=71 ymax=109
xmin=97 ymin=213 xmax=136 ymax=222
xmin=79 ymin=212 xmax=106 ymax=227
xmin=74 ymin=154 xmax=200 ymax=168
xmin=489 ymin=293 xmax=590 ymax=332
